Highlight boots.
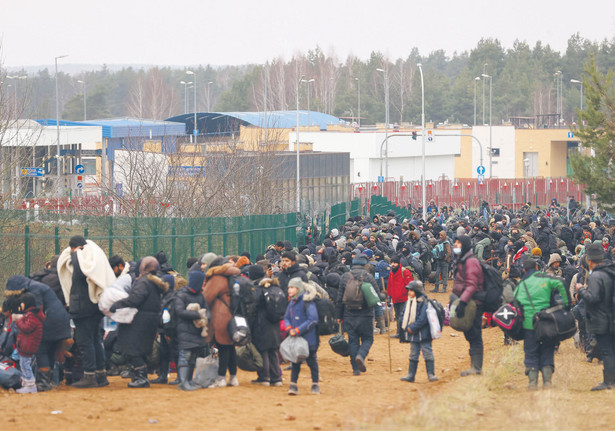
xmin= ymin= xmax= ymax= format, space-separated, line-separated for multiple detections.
xmin=527 ymin=368 xmax=539 ymax=390
xmin=72 ymin=371 xmax=98 ymax=389
xmin=591 ymin=370 xmax=615 ymax=391
xmin=375 ymin=316 xmax=387 ymax=334
xmin=36 ymin=368 xmax=54 ymax=392
xmin=16 ymin=378 xmax=37 ymax=394
xmin=150 ymin=371 xmax=168 ymax=384
xmin=541 ymin=365 xmax=553 ymax=388
xmin=460 ymin=353 xmax=483 ymax=377
xmin=401 ymin=360 xmax=418 ymax=382
xmin=96 ymin=370 xmax=109 ymax=387
xmin=426 ymin=360 xmax=438 ymax=382
xmin=64 ymin=370 xmax=73 ymax=386
xmin=355 ymin=355 xmax=367 ymax=373
xmin=177 ymin=366 xmax=198 ymax=391
xmin=127 ymin=366 xmax=150 ymax=388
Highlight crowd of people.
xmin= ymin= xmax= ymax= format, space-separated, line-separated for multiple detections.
xmin=1 ymin=197 xmax=615 ymax=395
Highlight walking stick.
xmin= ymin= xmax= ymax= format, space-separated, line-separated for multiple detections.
xmin=381 ymin=277 xmax=392 ymax=374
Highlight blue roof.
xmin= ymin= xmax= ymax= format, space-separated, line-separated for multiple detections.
xmin=166 ymin=110 xmax=343 ymax=136
xmin=36 ymin=118 xmax=186 ymax=138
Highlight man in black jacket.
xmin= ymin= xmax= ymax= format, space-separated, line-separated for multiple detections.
xmin=579 ymin=243 xmax=615 ymax=391
xmin=336 ymin=253 xmax=381 ymax=376
xmin=276 ymin=251 xmax=308 ymax=296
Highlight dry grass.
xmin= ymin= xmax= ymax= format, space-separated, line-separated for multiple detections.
xmin=375 ymin=332 xmax=615 ymax=431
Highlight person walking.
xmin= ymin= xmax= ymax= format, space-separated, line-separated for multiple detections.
xmin=387 ymin=256 xmax=412 ymax=338
xmin=432 ymin=231 xmax=452 ymax=293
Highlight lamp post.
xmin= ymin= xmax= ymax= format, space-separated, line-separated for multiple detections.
xmin=473 ymin=76 xmax=480 ymax=126
xmin=482 ymin=63 xmax=488 ymax=124
xmin=6 ymin=75 xmax=27 ymax=118
xmin=186 ymin=70 xmax=197 ymax=142
xmin=55 ymin=54 xmax=68 ymax=198
xmin=418 ymin=64 xmax=426 ymax=221
xmin=376 ymin=67 xmax=389 ymax=179
xmin=481 ymin=73 xmax=493 ymax=178
xmin=571 ymin=79 xmax=584 ymax=122
xmin=296 ymin=77 xmax=308 ymax=213
xmin=554 ymin=71 xmax=563 ymax=126
xmin=355 ymin=77 xmax=361 ymax=128
xmin=77 ymin=79 xmax=86 ymax=121
xmin=305 ymin=78 xmax=315 ymax=127
xmin=180 ymin=80 xmax=192 ymax=114
xmin=207 ymin=81 xmax=213 ymax=112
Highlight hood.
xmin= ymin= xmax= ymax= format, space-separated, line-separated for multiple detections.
xmin=206 ymin=263 xmax=241 ymax=278
xmin=147 ymin=274 xmax=170 ymax=293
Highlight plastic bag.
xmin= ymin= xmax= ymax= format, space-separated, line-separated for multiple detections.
xmin=98 ymin=274 xmax=138 ymax=324
xmin=193 ymin=355 xmax=218 ymax=388
xmin=426 ymin=302 xmax=442 ymax=339
xmin=279 ymin=336 xmax=309 ymax=364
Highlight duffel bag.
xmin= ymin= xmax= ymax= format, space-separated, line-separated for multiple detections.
xmin=533 ymin=305 xmax=576 ymax=344
xmin=449 ymin=299 xmax=477 ymax=332
xmin=492 ymin=301 xmax=525 ymax=340
xmin=236 ymin=342 xmax=263 ymax=372
xmin=328 ymin=327 xmax=350 ymax=357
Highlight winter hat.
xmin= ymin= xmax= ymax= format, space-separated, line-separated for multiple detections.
xmin=248 ymin=264 xmax=266 ymax=281
xmin=200 ymin=252 xmax=218 ymax=270
xmin=69 ymin=235 xmax=87 ymax=248
xmin=283 ymin=241 xmax=293 ymax=251
xmin=523 ymin=258 xmax=539 ymax=272
xmin=375 ymin=260 xmax=391 ymax=276
xmin=508 ymin=265 xmax=522 ymax=279
xmin=323 ymin=239 xmax=334 ymax=248
xmin=236 ymin=256 xmax=250 ymax=268
xmin=336 ymin=238 xmax=347 ymax=249
xmin=352 ymin=253 xmax=369 ymax=266
xmin=390 ymin=255 xmax=401 ymax=264
xmin=325 ymin=272 xmax=341 ymax=288
xmin=351 ymin=248 xmax=362 ymax=256
xmin=457 ymin=235 xmax=473 ymax=256
xmin=547 ymin=253 xmax=562 ymax=267
xmin=330 ymin=228 xmax=339 ymax=238
xmin=586 ymin=243 xmax=605 ymax=263
xmin=188 ymin=270 xmax=206 ymax=292
xmin=5 ymin=275 xmax=29 ymax=296
xmin=288 ymin=277 xmax=306 ymax=298
xmin=161 ymin=274 xmax=176 ymax=291
xmin=361 ymin=228 xmax=370 ymax=237
xmin=531 ymin=247 xmax=542 ymax=257
xmin=364 ymin=249 xmax=374 ymax=259
xmin=406 ymin=280 xmax=425 ymax=297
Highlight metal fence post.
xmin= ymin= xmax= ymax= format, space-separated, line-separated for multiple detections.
xmin=222 ymin=222 xmax=227 ymax=256
xmin=108 ymin=217 xmax=113 ymax=257
xmin=84 ymin=228 xmax=88 ymax=239
xmin=171 ymin=220 xmax=177 ymax=271
xmin=207 ymin=226 xmax=212 ymax=253
xmin=25 ymin=225 xmax=30 ymax=276
xmin=133 ymin=229 xmax=138 ymax=261
xmin=153 ymin=225 xmax=158 ymax=255
xmin=190 ymin=225 xmax=195 ymax=258
xmin=55 ymin=226 xmax=60 ymax=255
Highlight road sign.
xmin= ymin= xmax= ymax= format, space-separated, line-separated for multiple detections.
xmin=377 ymin=176 xmax=384 ymax=183
xmin=427 ymin=136 xmax=433 ymax=142
xmin=478 ymin=174 xmax=485 ymax=184
xmin=568 ymin=132 xmax=574 ymax=138
xmin=76 ymin=183 xmax=83 ymax=189
xmin=477 ymin=165 xmax=486 ymax=176
xmin=21 ymin=167 xmax=44 ymax=177
xmin=75 ymin=164 xmax=85 ymax=174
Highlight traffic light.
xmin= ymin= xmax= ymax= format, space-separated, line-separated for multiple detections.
xmin=412 ymin=131 xmax=417 ymax=140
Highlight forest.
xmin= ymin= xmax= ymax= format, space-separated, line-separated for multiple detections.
xmin=4 ymin=33 xmax=615 ymax=127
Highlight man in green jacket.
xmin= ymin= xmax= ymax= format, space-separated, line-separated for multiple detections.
xmin=514 ymin=258 xmax=569 ymax=390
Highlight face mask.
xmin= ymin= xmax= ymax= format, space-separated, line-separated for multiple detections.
xmin=453 ymin=247 xmax=462 ymax=255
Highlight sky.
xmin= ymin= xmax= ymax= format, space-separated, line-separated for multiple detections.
xmin=1 ymin=0 xmax=614 ymax=71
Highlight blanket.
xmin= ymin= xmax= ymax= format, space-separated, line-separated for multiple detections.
xmin=98 ymin=272 xmax=138 ymax=324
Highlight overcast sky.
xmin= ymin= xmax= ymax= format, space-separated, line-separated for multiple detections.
xmin=1 ymin=0 xmax=614 ymax=70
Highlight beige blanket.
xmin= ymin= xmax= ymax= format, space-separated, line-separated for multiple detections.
xmin=57 ymin=239 xmax=116 ymax=306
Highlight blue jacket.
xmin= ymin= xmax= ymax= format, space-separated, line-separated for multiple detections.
xmin=284 ymin=293 xmax=319 ymax=348
xmin=399 ymin=297 xmax=432 ymax=343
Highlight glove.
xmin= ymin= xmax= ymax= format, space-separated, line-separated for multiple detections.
xmin=456 ymin=301 xmax=467 ymax=319
xmin=109 ymin=304 xmax=118 ymax=313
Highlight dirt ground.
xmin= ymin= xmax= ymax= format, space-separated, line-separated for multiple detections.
xmin=4 ymin=286 xmax=615 ymax=430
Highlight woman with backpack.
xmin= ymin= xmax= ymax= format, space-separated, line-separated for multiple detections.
xmin=284 ymin=277 xmax=320 ymax=395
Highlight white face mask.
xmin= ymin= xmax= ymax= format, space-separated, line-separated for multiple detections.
xmin=453 ymin=247 xmax=462 ymax=255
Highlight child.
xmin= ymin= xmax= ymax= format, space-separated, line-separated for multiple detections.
xmin=15 ymin=292 xmax=46 ymax=394
xmin=399 ymin=281 xmax=438 ymax=383
xmin=284 ymin=278 xmax=320 ymax=395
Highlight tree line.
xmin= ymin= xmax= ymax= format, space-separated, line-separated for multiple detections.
xmin=3 ymin=33 xmax=615 ymax=127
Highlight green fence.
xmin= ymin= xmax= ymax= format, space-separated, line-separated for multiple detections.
xmin=369 ymin=195 xmax=413 ymax=221
xmin=0 ymin=210 xmax=298 ymax=291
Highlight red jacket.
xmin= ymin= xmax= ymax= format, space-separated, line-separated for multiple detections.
xmin=388 ymin=266 xmax=413 ymax=304
xmin=452 ymin=252 xmax=484 ymax=304
xmin=15 ymin=307 xmax=46 ymax=357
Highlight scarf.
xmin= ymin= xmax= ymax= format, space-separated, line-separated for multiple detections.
xmin=401 ymin=296 xmax=418 ymax=331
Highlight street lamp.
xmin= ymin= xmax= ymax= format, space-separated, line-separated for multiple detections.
xmin=482 ymin=63 xmax=488 ymax=124
xmin=481 ymin=73 xmax=493 ymax=178
xmin=180 ymin=80 xmax=192 ymax=114
xmin=376 ymin=67 xmax=389 ymax=179
xmin=207 ymin=81 xmax=213 ymax=112
xmin=296 ymin=76 xmax=309 ymax=213
xmin=6 ymin=75 xmax=27 ymax=118
xmin=554 ymin=71 xmax=563 ymax=125
xmin=473 ymin=76 xmax=480 ymax=126
xmin=355 ymin=77 xmax=361 ymax=128
xmin=571 ymin=79 xmax=584 ymax=122
xmin=303 ymin=78 xmax=315 ymax=127
xmin=418 ymin=63 xmax=427 ymax=221
xmin=186 ymin=70 xmax=197 ymax=142
xmin=77 ymin=79 xmax=86 ymax=121
xmin=55 ymin=54 xmax=68 ymax=197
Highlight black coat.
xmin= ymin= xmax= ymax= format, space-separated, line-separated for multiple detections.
xmin=69 ymin=253 xmax=100 ymax=319
xmin=580 ymin=262 xmax=615 ymax=335
xmin=113 ymin=274 xmax=168 ymax=357
xmin=173 ymin=285 xmax=209 ymax=351
xmin=251 ymin=284 xmax=282 ymax=351
xmin=276 ymin=263 xmax=308 ymax=296
xmin=30 ymin=267 xmax=65 ymax=305
xmin=6 ymin=276 xmax=71 ymax=342
xmin=336 ymin=265 xmax=380 ymax=320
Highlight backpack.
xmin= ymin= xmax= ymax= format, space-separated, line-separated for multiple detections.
xmin=431 ymin=241 xmax=448 ymax=260
xmin=263 ymin=285 xmax=288 ymax=323
xmin=342 ymin=272 xmax=365 ymax=309
xmin=472 ymin=261 xmax=504 ymax=312
xmin=305 ymin=297 xmax=338 ymax=335
xmin=228 ymin=274 xmax=257 ymax=319
xmin=427 ymin=298 xmax=445 ymax=329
